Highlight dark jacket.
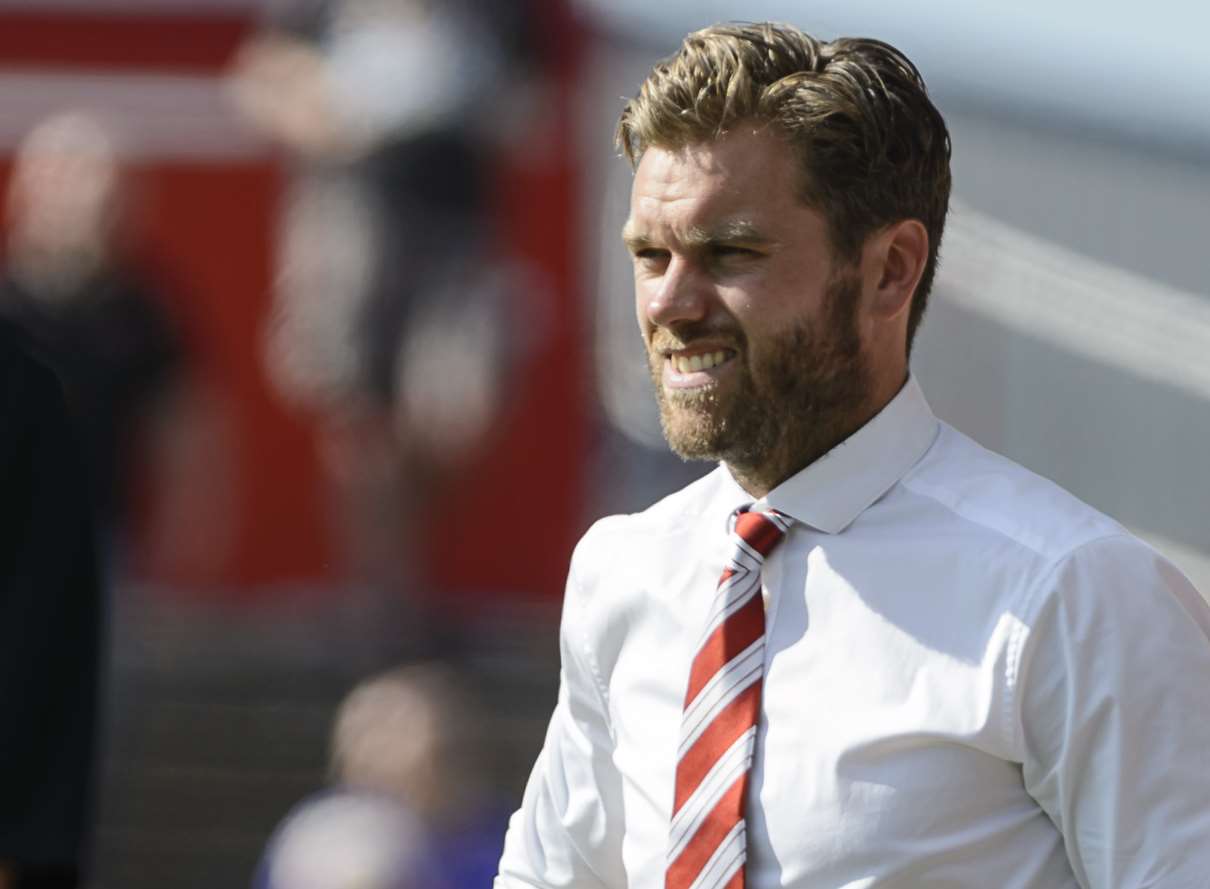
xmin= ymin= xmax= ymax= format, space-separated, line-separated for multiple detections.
xmin=0 ymin=321 xmax=102 ymax=888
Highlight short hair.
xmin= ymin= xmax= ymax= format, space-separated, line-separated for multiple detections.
xmin=617 ymin=22 xmax=952 ymax=353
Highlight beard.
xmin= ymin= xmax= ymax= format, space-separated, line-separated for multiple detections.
xmin=648 ymin=271 xmax=872 ymax=487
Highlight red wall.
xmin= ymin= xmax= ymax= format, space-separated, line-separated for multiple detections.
xmin=0 ymin=4 xmax=587 ymax=603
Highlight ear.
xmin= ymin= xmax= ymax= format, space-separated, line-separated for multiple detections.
xmin=862 ymin=219 xmax=929 ymax=322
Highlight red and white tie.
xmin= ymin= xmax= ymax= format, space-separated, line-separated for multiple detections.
xmin=666 ymin=508 xmax=791 ymax=889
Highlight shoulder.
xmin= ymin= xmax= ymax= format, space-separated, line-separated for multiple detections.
xmin=0 ymin=318 xmax=61 ymax=388
xmin=905 ymin=423 xmax=1209 ymax=674
xmin=571 ymin=465 xmax=735 ymax=573
xmin=561 ymin=466 xmax=734 ymax=644
xmin=0 ymin=319 xmax=68 ymax=454
xmin=900 ymin=422 xmax=1126 ymax=562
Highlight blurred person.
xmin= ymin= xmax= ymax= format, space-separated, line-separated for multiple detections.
xmin=330 ymin=664 xmax=509 ymax=889
xmin=257 ymin=790 xmax=429 ymax=889
xmin=257 ymin=663 xmax=508 ymax=889
xmin=243 ymin=0 xmax=534 ymax=428
xmin=496 ymin=22 xmax=1210 ymax=889
xmin=229 ymin=0 xmax=532 ymax=512
xmin=0 ymin=111 xmax=185 ymax=543
xmin=0 ymin=323 xmax=103 ymax=889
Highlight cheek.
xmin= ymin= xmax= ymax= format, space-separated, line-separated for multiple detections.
xmin=715 ymin=284 xmax=777 ymax=344
xmin=739 ymin=275 xmax=824 ymax=330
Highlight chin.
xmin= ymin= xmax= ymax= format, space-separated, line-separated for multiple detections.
xmin=659 ymin=409 xmax=730 ymax=463
xmin=667 ymin=438 xmax=724 ymax=463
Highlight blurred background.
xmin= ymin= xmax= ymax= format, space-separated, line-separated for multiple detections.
xmin=0 ymin=0 xmax=1205 ymax=886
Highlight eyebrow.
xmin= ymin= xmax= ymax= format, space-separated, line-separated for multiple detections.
xmin=621 ymin=219 xmax=774 ymax=252
xmin=620 ymin=223 xmax=651 ymax=252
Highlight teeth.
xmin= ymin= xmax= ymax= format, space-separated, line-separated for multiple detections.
xmin=672 ymin=350 xmax=730 ymax=374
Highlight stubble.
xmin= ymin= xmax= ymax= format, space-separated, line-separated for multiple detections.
xmin=649 ymin=271 xmax=871 ymax=494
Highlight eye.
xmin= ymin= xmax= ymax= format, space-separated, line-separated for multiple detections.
xmin=711 ymin=244 xmax=760 ymax=262
xmin=633 ymin=248 xmax=670 ymax=267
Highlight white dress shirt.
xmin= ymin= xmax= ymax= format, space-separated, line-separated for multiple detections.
xmin=496 ymin=377 xmax=1210 ymax=889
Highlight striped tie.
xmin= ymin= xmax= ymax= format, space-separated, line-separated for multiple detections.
xmin=666 ymin=508 xmax=791 ymax=889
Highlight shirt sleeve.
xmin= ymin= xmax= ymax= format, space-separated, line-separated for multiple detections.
xmin=1016 ymin=534 xmax=1210 ymax=888
xmin=495 ymin=541 xmax=628 ymax=889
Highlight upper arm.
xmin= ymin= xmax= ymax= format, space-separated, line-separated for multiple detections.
xmin=495 ymin=543 xmax=628 ymax=889
xmin=1017 ymin=535 xmax=1210 ymax=888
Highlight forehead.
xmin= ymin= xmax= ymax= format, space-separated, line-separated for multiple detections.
xmin=627 ymin=125 xmax=808 ymax=233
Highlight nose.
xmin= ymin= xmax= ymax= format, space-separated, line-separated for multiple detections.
xmin=642 ymin=256 xmax=711 ymax=330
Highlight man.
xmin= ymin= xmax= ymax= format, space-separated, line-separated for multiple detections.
xmin=496 ymin=22 xmax=1210 ymax=889
xmin=1 ymin=111 xmax=183 ymax=533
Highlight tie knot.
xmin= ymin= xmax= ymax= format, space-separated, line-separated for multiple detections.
xmin=732 ymin=508 xmax=790 ymax=558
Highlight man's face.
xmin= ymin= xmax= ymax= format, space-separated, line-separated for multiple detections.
xmin=623 ymin=124 xmax=872 ymax=489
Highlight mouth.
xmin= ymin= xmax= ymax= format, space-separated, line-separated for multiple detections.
xmin=661 ymin=346 xmax=738 ymax=390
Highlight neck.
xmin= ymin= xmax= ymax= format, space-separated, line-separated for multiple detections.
xmin=726 ymin=369 xmax=908 ymax=498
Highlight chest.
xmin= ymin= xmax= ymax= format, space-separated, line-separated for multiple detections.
xmin=603 ymin=545 xmax=1036 ymax=887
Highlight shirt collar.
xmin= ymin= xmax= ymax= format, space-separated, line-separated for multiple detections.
xmin=731 ymin=375 xmax=939 ymax=535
